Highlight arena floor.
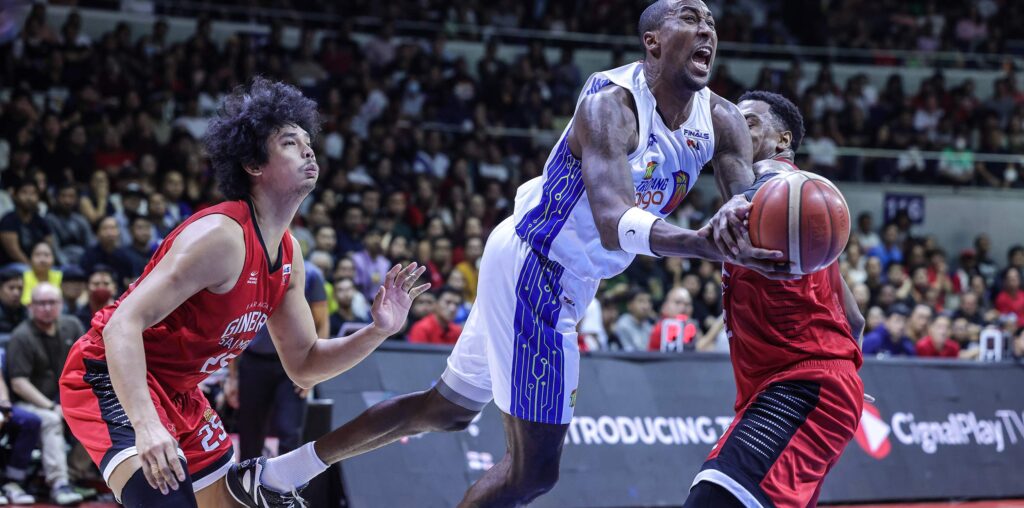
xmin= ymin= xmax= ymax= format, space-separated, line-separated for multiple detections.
xmin=828 ymin=502 xmax=1024 ymax=508
xmin=16 ymin=500 xmax=1024 ymax=507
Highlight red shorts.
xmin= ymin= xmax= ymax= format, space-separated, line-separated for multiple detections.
xmin=691 ymin=359 xmax=863 ymax=508
xmin=59 ymin=341 xmax=234 ymax=493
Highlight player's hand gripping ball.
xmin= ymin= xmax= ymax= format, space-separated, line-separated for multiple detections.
xmin=747 ymin=171 xmax=850 ymax=275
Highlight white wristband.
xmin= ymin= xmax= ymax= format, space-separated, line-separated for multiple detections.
xmin=617 ymin=207 xmax=661 ymax=257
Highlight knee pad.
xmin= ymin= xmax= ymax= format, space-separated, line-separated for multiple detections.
xmin=119 ymin=460 xmax=198 ymax=508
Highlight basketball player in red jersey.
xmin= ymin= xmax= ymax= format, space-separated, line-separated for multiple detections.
xmin=58 ymin=77 xmax=429 ymax=508
xmin=684 ymin=90 xmax=866 ymax=508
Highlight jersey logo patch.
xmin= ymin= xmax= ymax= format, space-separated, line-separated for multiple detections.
xmin=282 ymin=264 xmax=292 ymax=285
xmin=643 ymin=161 xmax=658 ymax=179
xmin=658 ymin=170 xmax=690 ymax=215
xmin=247 ymin=271 xmax=258 ymax=285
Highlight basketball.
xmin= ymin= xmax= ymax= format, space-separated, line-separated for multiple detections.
xmin=748 ymin=171 xmax=851 ymax=275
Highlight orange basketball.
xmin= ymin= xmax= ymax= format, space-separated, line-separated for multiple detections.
xmin=747 ymin=171 xmax=851 ymax=275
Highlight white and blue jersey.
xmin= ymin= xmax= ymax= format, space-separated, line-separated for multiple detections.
xmin=437 ymin=62 xmax=716 ymax=424
xmin=513 ymin=61 xmax=715 ymax=281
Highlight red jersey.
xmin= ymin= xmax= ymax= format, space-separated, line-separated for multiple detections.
xmin=72 ymin=200 xmax=294 ymax=395
xmin=407 ymin=315 xmax=462 ymax=345
xmin=915 ymin=336 xmax=960 ymax=357
xmin=722 ymin=260 xmax=862 ymax=411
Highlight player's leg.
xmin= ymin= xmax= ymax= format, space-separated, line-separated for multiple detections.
xmin=236 ymin=353 xmax=277 ymax=458
xmin=269 ymin=360 xmax=308 ymax=454
xmin=459 ymin=228 xmax=591 ymax=506
xmin=61 ymin=356 xmax=195 ymax=505
xmin=682 ymin=481 xmax=747 ymax=508
xmin=194 ymin=477 xmax=245 ymax=507
xmin=312 ymin=386 xmax=480 ymax=464
xmin=689 ymin=364 xmax=862 ymax=508
xmin=458 ymin=413 xmax=568 ymax=507
xmin=108 ymin=456 xmax=199 ymax=507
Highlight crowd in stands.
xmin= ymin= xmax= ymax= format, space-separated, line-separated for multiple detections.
xmin=0 ymin=3 xmax=1024 ymax=502
xmin=158 ymin=0 xmax=1024 ymax=59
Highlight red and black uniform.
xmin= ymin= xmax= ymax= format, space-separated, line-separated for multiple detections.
xmin=691 ymin=162 xmax=864 ymax=508
xmin=59 ymin=200 xmax=294 ymax=491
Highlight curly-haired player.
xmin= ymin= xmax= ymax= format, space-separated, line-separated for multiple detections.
xmin=58 ymin=77 xmax=429 ymax=507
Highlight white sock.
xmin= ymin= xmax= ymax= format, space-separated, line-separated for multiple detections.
xmin=260 ymin=442 xmax=328 ymax=492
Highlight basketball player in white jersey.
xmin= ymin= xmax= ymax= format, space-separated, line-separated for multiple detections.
xmin=226 ymin=1 xmax=792 ymax=506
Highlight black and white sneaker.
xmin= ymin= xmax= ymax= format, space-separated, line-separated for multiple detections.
xmin=226 ymin=457 xmax=307 ymax=508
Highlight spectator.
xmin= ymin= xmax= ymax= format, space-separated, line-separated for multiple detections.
xmin=868 ymin=223 xmax=903 ymax=270
xmin=612 ymin=289 xmax=655 ymax=352
xmin=951 ymin=317 xmax=980 ymax=360
xmin=454 ymin=236 xmax=483 ymax=304
xmin=862 ymin=303 xmax=916 ymax=357
xmin=78 ymin=170 xmax=114 ymax=226
xmin=311 ymin=225 xmax=337 ymax=264
xmin=865 ymin=306 xmax=886 ymax=333
xmin=59 ymin=266 xmax=88 ymax=316
xmin=0 ymin=179 xmax=53 ymax=271
xmin=0 ymin=373 xmax=40 ymax=504
xmin=915 ymin=315 xmax=960 ymax=358
xmin=21 ymin=241 xmax=62 ymax=306
xmin=351 ymin=228 xmax=391 ymax=302
xmin=146 ymin=191 xmax=178 ymax=239
xmin=443 ymin=270 xmax=473 ymax=325
xmin=906 ymin=303 xmax=934 ymax=344
xmin=648 ymin=287 xmax=699 ymax=353
xmin=937 ymin=134 xmax=976 ymax=185
xmin=425 ymin=237 xmax=454 ymax=289
xmin=1012 ymin=327 xmax=1024 ymax=363
xmin=0 ymin=270 xmax=27 ymax=333
xmin=79 ymin=216 xmax=126 ymax=283
xmin=115 ymin=215 xmax=156 ymax=287
xmin=226 ymin=260 xmax=328 ymax=460
xmin=843 ymin=242 xmax=867 ymax=285
xmin=579 ymin=296 xmax=608 ymax=352
xmin=408 ymin=286 xmax=463 ymax=345
xmin=335 ymin=206 xmax=365 ymax=255
xmin=995 ymin=267 xmax=1024 ymax=320
xmin=975 ymin=234 xmax=999 ymax=287
xmin=75 ymin=267 xmax=117 ymax=330
xmin=45 ymin=181 xmax=94 ymax=267
xmin=7 ymin=283 xmax=85 ymax=505
xmin=955 ymin=289 xmax=985 ymax=322
xmin=328 ymin=277 xmax=368 ymax=337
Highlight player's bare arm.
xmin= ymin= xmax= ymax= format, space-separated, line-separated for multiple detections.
xmin=707 ymin=92 xmax=756 ymax=257
xmin=267 ymin=239 xmax=430 ymax=389
xmin=102 ymin=214 xmax=246 ymax=495
xmin=839 ymin=276 xmax=866 ymax=346
xmin=568 ymin=86 xmax=721 ymax=260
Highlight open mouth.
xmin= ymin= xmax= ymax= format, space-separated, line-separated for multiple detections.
xmin=691 ymin=46 xmax=713 ymax=74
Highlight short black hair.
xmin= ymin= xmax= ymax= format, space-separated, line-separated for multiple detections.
xmin=738 ymin=90 xmax=806 ymax=151
xmin=204 ymin=76 xmax=321 ymax=201
xmin=436 ymin=285 xmax=463 ymax=301
xmin=0 ymin=268 xmax=22 ymax=285
xmin=887 ymin=303 xmax=911 ymax=317
xmin=638 ymin=0 xmax=672 ymax=50
xmin=1008 ymin=244 xmax=1024 ymax=262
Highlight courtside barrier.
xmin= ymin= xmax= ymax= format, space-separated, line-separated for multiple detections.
xmin=318 ymin=343 xmax=1024 ymax=507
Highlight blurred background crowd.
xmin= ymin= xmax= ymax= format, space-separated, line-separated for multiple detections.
xmin=0 ymin=1 xmax=1023 ymax=503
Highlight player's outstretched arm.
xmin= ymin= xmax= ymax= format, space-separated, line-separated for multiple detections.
xmin=838 ymin=275 xmax=866 ymax=345
xmin=570 ymin=87 xmax=718 ymax=260
xmin=707 ymin=93 xmax=756 ymax=258
xmin=103 ymin=215 xmax=247 ymax=495
xmin=267 ymin=245 xmax=429 ymax=389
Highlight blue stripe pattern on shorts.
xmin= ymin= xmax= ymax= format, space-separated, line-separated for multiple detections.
xmin=510 ymin=249 xmax=567 ymax=424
